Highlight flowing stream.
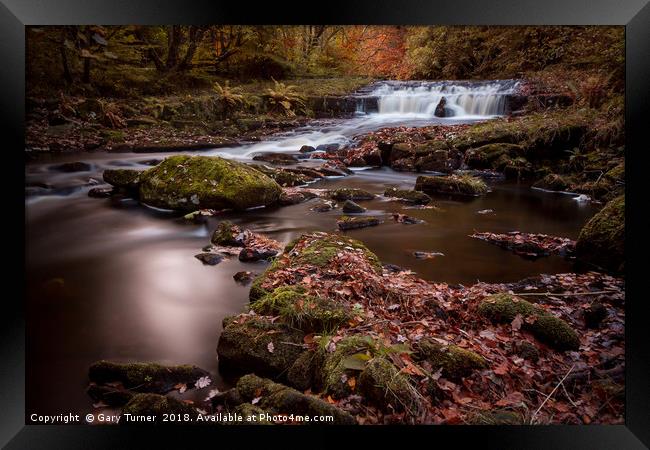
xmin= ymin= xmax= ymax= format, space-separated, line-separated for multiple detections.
xmin=25 ymin=80 xmax=596 ymax=417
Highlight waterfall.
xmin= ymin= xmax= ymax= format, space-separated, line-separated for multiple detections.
xmin=358 ymin=80 xmax=519 ymax=117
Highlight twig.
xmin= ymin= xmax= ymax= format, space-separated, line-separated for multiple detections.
xmin=513 ymin=290 xmax=618 ymax=297
xmin=531 ymin=364 xmax=575 ymax=423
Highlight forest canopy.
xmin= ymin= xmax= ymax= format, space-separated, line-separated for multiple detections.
xmin=26 ymin=25 xmax=624 ymax=97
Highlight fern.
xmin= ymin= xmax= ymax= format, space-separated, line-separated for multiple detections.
xmin=265 ymin=78 xmax=306 ymax=117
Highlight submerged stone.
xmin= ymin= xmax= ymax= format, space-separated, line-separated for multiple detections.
xmin=342 ymin=200 xmax=366 ymax=213
xmin=337 ymin=216 xmax=381 ymax=230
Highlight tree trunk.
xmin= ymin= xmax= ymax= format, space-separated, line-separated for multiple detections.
xmin=82 ymin=28 xmax=92 ymax=84
xmin=178 ymin=26 xmax=206 ymax=70
xmin=166 ymin=25 xmax=181 ymax=69
xmin=59 ymin=29 xmax=73 ymax=84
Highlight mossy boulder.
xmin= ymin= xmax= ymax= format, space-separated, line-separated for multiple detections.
xmin=327 ymin=188 xmax=375 ymax=201
xmin=414 ymin=339 xmax=487 ymax=379
xmin=290 ymin=233 xmax=382 ymax=272
xmin=103 ymin=169 xmax=141 ymax=189
xmin=286 ymin=350 xmax=325 ymax=391
xmin=532 ymin=174 xmax=571 ymax=191
xmin=358 ymin=357 xmax=422 ymax=414
xmin=121 ymin=393 xmax=196 ymax=424
xmin=251 ymin=286 xmax=351 ymax=333
xmin=383 ymin=188 xmax=431 ymax=204
xmin=342 ymin=200 xmax=366 ymax=213
xmin=88 ymin=360 xmax=210 ymax=394
xmin=138 ymin=155 xmax=281 ymax=211
xmin=231 ymin=403 xmax=273 ymax=424
xmin=415 ymin=175 xmax=488 ymax=197
xmin=217 ymin=315 xmax=304 ymax=378
xmin=478 ymin=294 xmax=580 ymax=351
xmin=575 ymin=195 xmax=624 ymax=272
xmin=235 ymin=374 xmax=356 ymax=424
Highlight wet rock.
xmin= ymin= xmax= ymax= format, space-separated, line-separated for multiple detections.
xmin=316 ymin=143 xmax=340 ymax=153
xmin=103 ymin=169 xmax=141 ymax=189
xmin=337 ymin=216 xmax=381 ymax=230
xmin=210 ymin=388 xmax=245 ymax=410
xmin=211 ymin=221 xmax=245 ymax=247
xmin=140 ymin=158 xmax=162 ymax=166
xmin=88 ymin=360 xmax=211 ymax=394
xmin=415 ymin=174 xmax=488 ymax=197
xmin=434 ymin=97 xmax=447 ymax=118
xmin=327 ymin=188 xmax=375 ymax=201
xmin=50 ymin=161 xmax=92 ymax=173
xmin=391 ymin=157 xmax=416 ymax=172
xmin=575 ymin=195 xmax=624 ymax=272
xmin=87 ymin=384 xmax=135 ymax=407
xmin=217 ymin=315 xmax=305 ymax=378
xmin=478 ymin=294 xmax=580 ymax=351
xmin=414 ymin=339 xmax=487 ymax=379
xmin=252 ymin=152 xmax=299 ymax=165
xmin=584 ymin=302 xmax=608 ymax=329
xmin=254 ymin=165 xmax=311 ymax=187
xmin=233 ymin=271 xmax=254 ymax=285
xmin=383 ymin=187 xmax=431 ymax=205
xmin=392 ymin=213 xmax=424 ymax=224
xmin=413 ymin=251 xmax=444 ymax=259
xmin=138 ymin=155 xmax=281 ymax=211
xmin=286 ymin=350 xmax=324 ymax=391
xmin=464 ymin=143 xmax=525 ymax=169
xmin=299 ymin=145 xmax=315 ymax=153
xmin=279 ymin=188 xmax=317 ymax=205
xmin=311 ymin=201 xmax=334 ymax=212
xmin=121 ymin=393 xmax=196 ymax=424
xmin=342 ymin=200 xmax=366 ymax=213
xmin=88 ymin=187 xmax=113 ymax=198
xmin=238 ymin=247 xmax=279 ymax=262
xmin=415 ymin=150 xmax=451 ymax=172
xmin=195 ymin=253 xmax=224 ymax=265
xmin=532 ymin=174 xmax=571 ymax=192
xmin=235 ymin=374 xmax=356 ymax=425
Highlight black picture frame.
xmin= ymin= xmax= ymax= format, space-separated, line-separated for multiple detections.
xmin=2 ymin=1 xmax=648 ymax=448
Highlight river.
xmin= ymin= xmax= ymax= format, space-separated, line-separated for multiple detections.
xmin=25 ymin=80 xmax=598 ymax=417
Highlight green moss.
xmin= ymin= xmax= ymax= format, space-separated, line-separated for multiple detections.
xmin=478 ymin=294 xmax=580 ymax=351
xmin=232 ymin=403 xmax=272 ymax=424
xmin=466 ymin=409 xmax=525 ymax=425
xmin=121 ymin=393 xmax=196 ymax=423
xmin=286 ymin=350 xmax=325 ymax=391
xmin=252 ymin=286 xmax=350 ymax=332
xmin=321 ymin=336 xmax=376 ymax=399
xmin=357 ymin=357 xmax=422 ymax=414
xmin=138 ymin=155 xmax=282 ymax=211
xmin=604 ymin=162 xmax=624 ymax=182
xmin=415 ymin=174 xmax=488 ymax=196
xmin=252 ymin=164 xmax=311 ymax=187
xmin=337 ymin=216 xmax=381 ymax=230
xmin=465 ymin=143 xmax=525 ymax=169
xmin=292 ymin=234 xmax=382 ymax=273
xmin=235 ymin=374 xmax=356 ymax=424
xmin=327 ymin=188 xmax=375 ymax=201
xmin=217 ymin=315 xmax=304 ymax=378
xmin=575 ymin=195 xmax=624 ymax=272
xmin=88 ymin=360 xmax=209 ymax=392
xmin=103 ymin=169 xmax=141 ymax=188
xmin=211 ymin=220 xmax=241 ymax=246
xmin=414 ymin=339 xmax=487 ymax=379
xmin=248 ymin=258 xmax=285 ymax=302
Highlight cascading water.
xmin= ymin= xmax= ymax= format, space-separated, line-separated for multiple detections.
xmin=358 ymin=80 xmax=519 ymax=118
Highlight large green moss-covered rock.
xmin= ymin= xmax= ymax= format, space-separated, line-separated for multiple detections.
xmin=478 ymin=294 xmax=580 ymax=351
xmin=120 ymin=393 xmax=196 ymax=424
xmin=383 ymin=188 xmax=431 ymax=204
xmin=138 ymin=155 xmax=282 ymax=211
xmin=464 ymin=143 xmax=525 ymax=169
xmin=88 ymin=360 xmax=210 ymax=394
xmin=217 ymin=315 xmax=304 ymax=378
xmin=575 ymin=195 xmax=624 ymax=272
xmin=235 ymin=374 xmax=356 ymax=425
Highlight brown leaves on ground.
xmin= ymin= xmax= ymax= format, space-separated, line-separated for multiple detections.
xmin=258 ymin=233 xmax=624 ymax=425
